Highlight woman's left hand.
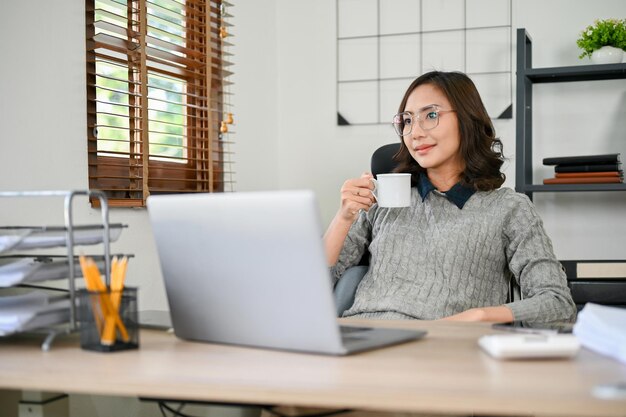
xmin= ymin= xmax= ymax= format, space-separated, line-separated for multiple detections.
xmin=441 ymin=306 xmax=514 ymax=322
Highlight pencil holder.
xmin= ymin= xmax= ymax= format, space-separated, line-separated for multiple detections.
xmin=76 ymin=287 xmax=139 ymax=352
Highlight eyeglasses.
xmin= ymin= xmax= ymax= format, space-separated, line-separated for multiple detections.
xmin=392 ymin=105 xmax=456 ymax=136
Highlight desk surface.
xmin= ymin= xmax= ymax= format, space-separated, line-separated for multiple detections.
xmin=1 ymin=320 xmax=625 ymax=417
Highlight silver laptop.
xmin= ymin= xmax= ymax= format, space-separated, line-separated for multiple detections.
xmin=147 ymin=190 xmax=425 ymax=355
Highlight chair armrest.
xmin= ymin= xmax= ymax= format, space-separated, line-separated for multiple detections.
xmin=334 ymin=266 xmax=368 ymax=317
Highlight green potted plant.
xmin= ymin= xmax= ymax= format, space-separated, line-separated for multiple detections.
xmin=577 ymin=18 xmax=626 ymax=64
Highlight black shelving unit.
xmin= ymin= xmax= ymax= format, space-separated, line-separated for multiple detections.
xmin=515 ymin=29 xmax=626 ymax=310
xmin=515 ymin=28 xmax=626 ymax=199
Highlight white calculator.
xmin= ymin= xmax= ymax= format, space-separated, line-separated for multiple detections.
xmin=478 ymin=334 xmax=580 ymax=359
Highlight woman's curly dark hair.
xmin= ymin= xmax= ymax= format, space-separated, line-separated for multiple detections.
xmin=393 ymin=71 xmax=505 ymax=191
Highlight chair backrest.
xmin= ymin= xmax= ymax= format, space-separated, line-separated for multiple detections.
xmin=371 ymin=143 xmax=401 ymax=177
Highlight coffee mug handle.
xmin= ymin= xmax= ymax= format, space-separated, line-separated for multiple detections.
xmin=369 ymin=178 xmax=378 ymax=202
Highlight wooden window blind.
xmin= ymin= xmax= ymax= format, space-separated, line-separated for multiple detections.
xmin=86 ymin=0 xmax=234 ymax=207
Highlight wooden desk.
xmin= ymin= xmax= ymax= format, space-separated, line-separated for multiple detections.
xmin=0 ymin=320 xmax=625 ymax=417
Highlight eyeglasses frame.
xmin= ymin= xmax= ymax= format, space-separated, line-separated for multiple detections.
xmin=392 ymin=104 xmax=456 ymax=136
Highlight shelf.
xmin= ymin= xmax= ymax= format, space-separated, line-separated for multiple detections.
xmin=523 ymin=63 xmax=626 ymax=83
xmin=520 ymin=183 xmax=626 ymax=193
xmin=515 ymin=28 xmax=626 ymax=200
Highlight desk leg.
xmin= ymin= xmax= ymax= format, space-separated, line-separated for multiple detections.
xmin=18 ymin=391 xmax=68 ymax=417
xmin=0 ymin=389 xmax=20 ymax=417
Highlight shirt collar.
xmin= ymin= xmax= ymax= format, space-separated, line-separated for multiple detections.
xmin=416 ymin=173 xmax=475 ymax=209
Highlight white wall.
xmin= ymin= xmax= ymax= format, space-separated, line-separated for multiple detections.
xmin=0 ymin=0 xmax=623 ymax=320
xmin=231 ymin=0 xmax=279 ymax=191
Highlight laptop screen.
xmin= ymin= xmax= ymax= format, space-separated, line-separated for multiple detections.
xmin=147 ymin=190 xmax=345 ymax=353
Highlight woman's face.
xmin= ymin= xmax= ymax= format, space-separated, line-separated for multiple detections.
xmin=402 ymin=84 xmax=464 ymax=176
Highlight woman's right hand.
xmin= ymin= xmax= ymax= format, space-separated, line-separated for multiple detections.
xmin=338 ymin=172 xmax=376 ymax=221
xmin=324 ymin=172 xmax=376 ymax=266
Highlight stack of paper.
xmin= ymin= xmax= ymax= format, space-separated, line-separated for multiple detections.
xmin=0 ymin=229 xmax=32 ymax=253
xmin=573 ymin=303 xmax=626 ymax=364
xmin=0 ymin=291 xmax=70 ymax=336
xmin=0 ymin=257 xmax=106 ymax=287
xmin=0 ymin=225 xmax=124 ymax=254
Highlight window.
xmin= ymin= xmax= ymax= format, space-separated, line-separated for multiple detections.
xmin=86 ymin=0 xmax=234 ymax=207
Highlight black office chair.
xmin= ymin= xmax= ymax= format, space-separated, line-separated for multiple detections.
xmin=333 ymin=142 xmax=520 ymax=316
xmin=370 ymin=142 xmax=401 ymax=179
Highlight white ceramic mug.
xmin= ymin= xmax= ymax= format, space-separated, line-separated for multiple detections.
xmin=372 ymin=173 xmax=411 ymax=208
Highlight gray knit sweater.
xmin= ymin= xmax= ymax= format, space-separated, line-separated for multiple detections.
xmin=331 ymin=186 xmax=577 ymax=323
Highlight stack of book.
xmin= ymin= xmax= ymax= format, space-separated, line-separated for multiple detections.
xmin=561 ymin=260 xmax=626 ymax=311
xmin=542 ymin=154 xmax=623 ymax=184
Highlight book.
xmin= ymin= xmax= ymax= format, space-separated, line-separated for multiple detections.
xmin=543 ymin=177 xmax=623 ymax=184
xmin=561 ymin=260 xmax=626 ymax=280
xmin=543 ymin=154 xmax=620 ymax=166
xmin=555 ymin=163 xmax=622 ymax=173
xmin=555 ymin=171 xmax=622 ymax=178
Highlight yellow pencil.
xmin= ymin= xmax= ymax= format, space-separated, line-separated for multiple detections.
xmin=80 ymin=256 xmax=130 ymax=345
xmin=103 ymin=256 xmax=129 ymax=344
xmin=110 ymin=256 xmax=127 ymax=310
xmin=79 ymin=255 xmax=104 ymax=336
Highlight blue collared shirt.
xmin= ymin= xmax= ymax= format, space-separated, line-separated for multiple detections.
xmin=416 ymin=173 xmax=475 ymax=209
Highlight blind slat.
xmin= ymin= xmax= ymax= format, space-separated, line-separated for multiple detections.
xmin=88 ymin=148 xmax=234 ymax=158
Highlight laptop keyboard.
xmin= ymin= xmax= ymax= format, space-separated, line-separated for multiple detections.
xmin=340 ymin=326 xmax=374 ymax=343
xmin=340 ymin=326 xmax=372 ymax=334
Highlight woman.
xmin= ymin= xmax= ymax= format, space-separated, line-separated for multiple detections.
xmin=324 ymin=71 xmax=576 ymax=323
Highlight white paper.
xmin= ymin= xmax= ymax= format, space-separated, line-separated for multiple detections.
xmin=0 ymin=225 xmax=123 ymax=253
xmin=0 ymin=230 xmax=32 ymax=253
xmin=0 ymin=291 xmax=70 ymax=336
xmin=0 ymin=257 xmax=101 ymax=287
xmin=573 ymin=303 xmax=626 ymax=364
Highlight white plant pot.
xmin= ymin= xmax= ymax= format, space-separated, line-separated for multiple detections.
xmin=591 ymin=46 xmax=624 ymax=64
